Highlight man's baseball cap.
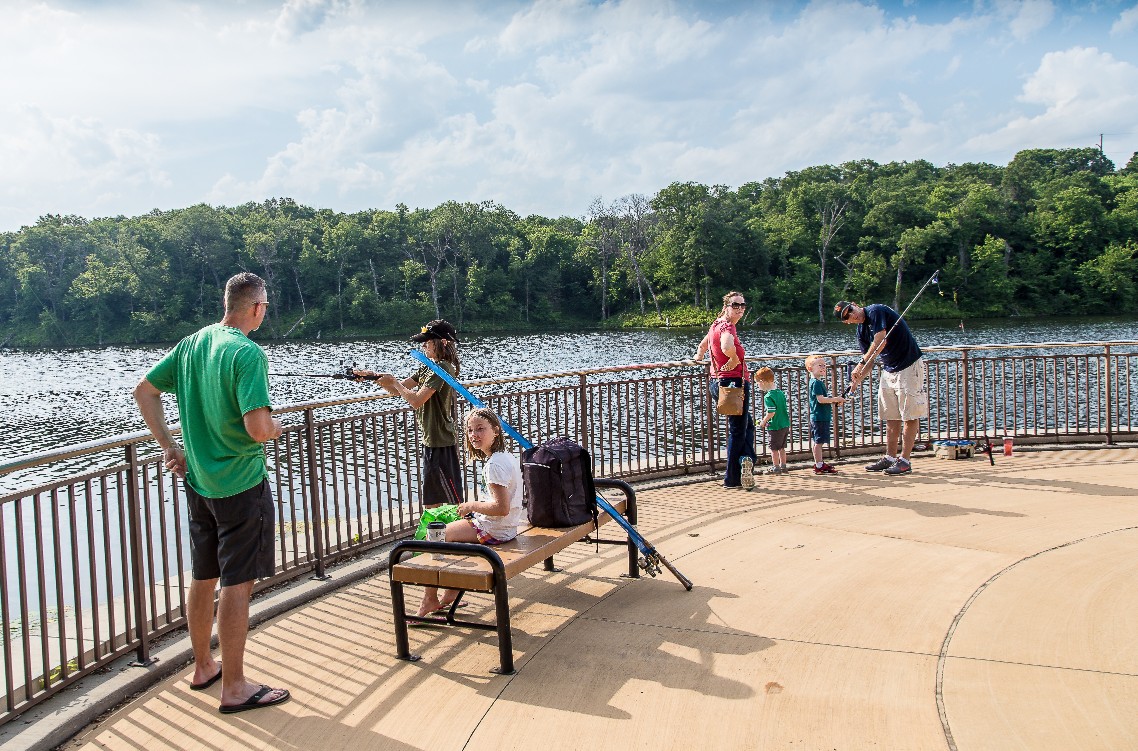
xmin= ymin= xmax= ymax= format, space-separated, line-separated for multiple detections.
xmin=410 ymin=319 xmax=459 ymax=343
xmin=834 ymin=301 xmax=855 ymax=321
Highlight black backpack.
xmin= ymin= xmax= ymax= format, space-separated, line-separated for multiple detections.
xmin=522 ymin=437 xmax=598 ymax=529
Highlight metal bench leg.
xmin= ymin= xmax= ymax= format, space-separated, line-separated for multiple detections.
xmin=443 ymin=590 xmax=466 ymax=624
xmin=625 ymin=485 xmax=640 ymax=579
xmin=491 ymin=572 xmax=516 ymax=675
xmin=543 ymin=556 xmax=561 ymax=572
xmin=389 ymin=578 xmax=421 ymax=663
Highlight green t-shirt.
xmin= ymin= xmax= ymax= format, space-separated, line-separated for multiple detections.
xmin=413 ymin=360 xmax=457 ymax=447
xmin=763 ymin=388 xmax=790 ymax=431
xmin=809 ymin=377 xmax=832 ymax=421
xmin=146 ymin=323 xmax=272 ymax=499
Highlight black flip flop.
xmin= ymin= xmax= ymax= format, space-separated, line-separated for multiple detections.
xmin=219 ymin=685 xmax=291 ymax=714
xmin=189 ymin=665 xmax=222 ymax=691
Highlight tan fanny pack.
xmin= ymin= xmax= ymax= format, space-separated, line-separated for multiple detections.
xmin=716 ymin=385 xmax=744 ymax=416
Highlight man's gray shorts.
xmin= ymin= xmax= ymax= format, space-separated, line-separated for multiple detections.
xmin=186 ymin=478 xmax=275 ymax=586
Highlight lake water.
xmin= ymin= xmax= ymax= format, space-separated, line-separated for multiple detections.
xmin=1 ymin=315 xmax=1136 ymax=466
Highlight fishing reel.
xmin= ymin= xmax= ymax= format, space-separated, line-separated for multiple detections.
xmin=333 ymin=362 xmax=382 ymax=381
xmin=638 ymin=554 xmax=662 ymax=577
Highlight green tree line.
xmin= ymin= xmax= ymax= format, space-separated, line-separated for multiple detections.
xmin=1 ymin=147 xmax=1136 ymax=347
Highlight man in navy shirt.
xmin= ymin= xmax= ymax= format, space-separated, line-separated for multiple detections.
xmin=834 ymin=300 xmax=928 ymax=475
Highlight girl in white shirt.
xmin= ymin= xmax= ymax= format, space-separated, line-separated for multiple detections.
xmin=416 ymin=407 xmax=523 ymax=617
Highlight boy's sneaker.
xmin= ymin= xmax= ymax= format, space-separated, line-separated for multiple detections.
xmin=764 ymin=465 xmax=781 ymax=475
xmin=884 ymin=458 xmax=912 ymax=475
xmin=740 ymin=457 xmax=755 ymax=488
xmin=865 ymin=457 xmax=894 ymax=472
xmin=813 ymin=463 xmax=837 ymax=474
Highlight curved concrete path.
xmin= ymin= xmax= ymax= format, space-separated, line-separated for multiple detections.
xmin=66 ymin=448 xmax=1138 ymax=750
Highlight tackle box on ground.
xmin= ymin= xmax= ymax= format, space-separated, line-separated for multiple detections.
xmin=933 ymin=439 xmax=975 ymax=459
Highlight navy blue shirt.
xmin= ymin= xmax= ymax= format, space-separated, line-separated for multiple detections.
xmin=857 ymin=304 xmax=922 ymax=372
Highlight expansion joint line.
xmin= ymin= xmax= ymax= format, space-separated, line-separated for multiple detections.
xmin=936 ymin=525 xmax=1138 ymax=751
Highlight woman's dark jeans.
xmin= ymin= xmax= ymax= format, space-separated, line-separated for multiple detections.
xmin=709 ymin=378 xmax=758 ymax=487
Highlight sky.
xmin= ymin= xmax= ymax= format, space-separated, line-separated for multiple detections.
xmin=1 ymin=0 xmax=1137 ymax=233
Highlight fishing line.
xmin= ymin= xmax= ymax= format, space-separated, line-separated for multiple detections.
xmin=269 ymin=363 xmax=384 ymax=380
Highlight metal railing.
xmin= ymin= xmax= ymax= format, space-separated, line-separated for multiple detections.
xmin=0 ymin=340 xmax=1135 ymax=724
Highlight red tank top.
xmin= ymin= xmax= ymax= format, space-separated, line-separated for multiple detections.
xmin=709 ymin=318 xmax=748 ymax=380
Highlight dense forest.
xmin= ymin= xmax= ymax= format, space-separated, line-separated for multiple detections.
xmin=1 ymin=147 xmax=1136 ymax=348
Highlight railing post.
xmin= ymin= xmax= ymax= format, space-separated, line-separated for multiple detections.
xmin=578 ymin=373 xmax=590 ymax=450
xmin=304 ymin=408 xmax=329 ymax=580
xmin=1104 ymin=344 xmax=1113 ymax=445
xmin=705 ymin=372 xmax=717 ymax=471
xmin=124 ymin=443 xmax=155 ymax=666
xmin=961 ymin=349 xmax=970 ymax=439
xmin=828 ymin=355 xmax=841 ymax=459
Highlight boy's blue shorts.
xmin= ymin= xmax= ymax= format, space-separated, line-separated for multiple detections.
xmin=810 ymin=420 xmax=831 ymax=445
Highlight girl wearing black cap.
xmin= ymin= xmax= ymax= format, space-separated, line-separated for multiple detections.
xmin=360 ymin=319 xmax=464 ymax=508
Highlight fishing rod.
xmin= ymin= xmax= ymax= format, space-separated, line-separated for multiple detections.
xmin=269 ymin=363 xmax=384 ymax=380
xmin=410 ymin=349 xmax=694 ymax=591
xmin=283 ymin=313 xmax=307 ymax=339
xmin=843 ymin=269 xmax=940 ymax=397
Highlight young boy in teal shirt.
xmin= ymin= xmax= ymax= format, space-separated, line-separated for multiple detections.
xmin=806 ymin=355 xmax=845 ymax=473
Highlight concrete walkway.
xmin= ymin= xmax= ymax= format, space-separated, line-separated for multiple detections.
xmin=63 ymin=448 xmax=1138 ymax=750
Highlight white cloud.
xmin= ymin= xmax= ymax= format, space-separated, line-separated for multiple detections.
xmin=965 ymin=47 xmax=1138 ymax=155
xmin=224 ymin=0 xmax=731 ymax=213
xmin=490 ymin=0 xmax=592 ymax=55
xmin=1003 ymin=0 xmax=1054 ymax=41
xmin=1112 ymin=4 xmax=1138 ymax=35
xmin=273 ymin=0 xmax=341 ymax=42
xmin=0 ymin=105 xmax=168 ymax=225
xmin=209 ymin=45 xmax=460 ymax=205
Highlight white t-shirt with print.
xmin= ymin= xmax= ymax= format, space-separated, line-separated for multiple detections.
xmin=473 ymin=451 xmax=524 ymax=541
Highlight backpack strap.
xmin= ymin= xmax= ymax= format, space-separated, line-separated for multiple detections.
xmin=573 ymin=443 xmax=600 ymax=548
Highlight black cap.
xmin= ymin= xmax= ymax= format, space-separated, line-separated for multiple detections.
xmin=410 ymin=319 xmax=459 ymax=343
xmin=834 ymin=301 xmax=855 ymax=321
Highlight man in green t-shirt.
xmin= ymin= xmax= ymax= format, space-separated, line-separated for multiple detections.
xmin=133 ymin=273 xmax=290 ymax=714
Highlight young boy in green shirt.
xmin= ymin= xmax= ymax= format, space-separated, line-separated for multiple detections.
xmin=756 ymin=367 xmax=789 ymax=474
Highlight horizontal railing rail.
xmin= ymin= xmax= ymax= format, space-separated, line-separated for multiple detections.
xmin=0 ymin=340 xmax=1135 ymax=725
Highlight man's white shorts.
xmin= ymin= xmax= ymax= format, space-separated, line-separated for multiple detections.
xmin=878 ymin=359 xmax=928 ymax=421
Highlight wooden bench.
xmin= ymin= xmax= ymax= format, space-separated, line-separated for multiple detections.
xmin=388 ymin=478 xmax=639 ymax=674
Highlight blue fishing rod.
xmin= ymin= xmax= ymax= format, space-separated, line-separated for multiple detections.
xmin=410 ymin=350 xmax=693 ymax=590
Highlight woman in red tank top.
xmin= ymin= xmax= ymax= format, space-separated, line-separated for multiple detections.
xmin=695 ymin=291 xmax=758 ymax=489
